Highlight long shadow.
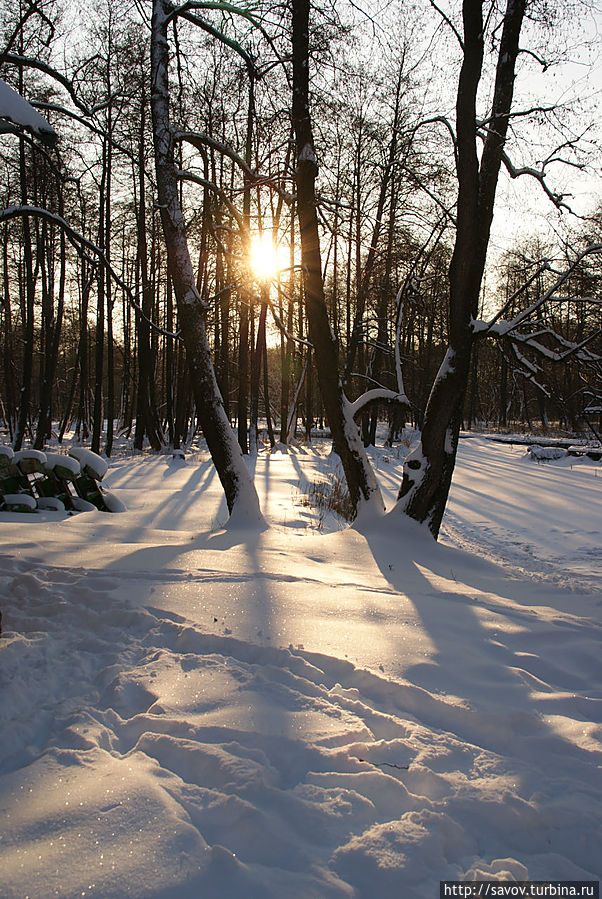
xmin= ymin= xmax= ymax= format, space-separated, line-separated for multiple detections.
xmin=105 ymin=454 xmax=220 ymax=539
xmin=356 ymin=515 xmax=601 ymax=783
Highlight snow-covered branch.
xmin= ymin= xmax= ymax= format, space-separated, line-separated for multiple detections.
xmin=497 ymin=146 xmax=572 ymax=211
xmin=173 ymin=9 xmax=257 ymax=73
xmin=474 ymin=244 xmax=602 ymax=340
xmin=348 ymin=388 xmax=409 ymax=419
xmin=177 ymin=169 xmax=248 ymax=238
xmin=2 ymin=53 xmax=96 ymax=118
xmin=0 ymin=78 xmax=57 ymax=146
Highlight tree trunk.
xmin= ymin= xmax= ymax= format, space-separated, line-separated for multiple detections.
xmin=92 ymin=138 xmax=107 ymax=455
xmin=249 ymin=291 xmax=268 ymax=454
xmin=150 ymin=0 xmax=261 ymax=521
xmin=105 ymin=120 xmax=114 ymax=457
xmin=14 ymin=134 xmax=35 ymax=451
xmin=396 ymin=0 xmax=526 ymax=537
xmin=236 ymin=78 xmax=255 ymax=455
xmin=291 ymin=0 xmax=383 ymax=515
xmin=2 ymin=224 xmax=17 ymax=439
xmin=135 ymin=89 xmax=163 ymax=451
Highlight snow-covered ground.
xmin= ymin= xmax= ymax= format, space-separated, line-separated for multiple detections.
xmin=0 ymin=437 xmax=600 ymax=897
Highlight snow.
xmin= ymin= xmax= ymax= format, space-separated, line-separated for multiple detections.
xmin=527 ymin=445 xmax=566 ymax=461
xmin=14 ymin=447 xmax=47 ymax=473
xmin=0 ymin=436 xmax=601 ymax=897
xmin=45 ymin=452 xmax=81 ymax=477
xmin=0 ymin=78 xmax=57 ymax=146
xmin=71 ymin=496 xmax=98 ymax=512
xmin=35 ymin=496 xmax=66 ymax=512
xmin=1 ymin=493 xmax=37 ymax=511
xmin=69 ymin=447 xmax=108 ymax=480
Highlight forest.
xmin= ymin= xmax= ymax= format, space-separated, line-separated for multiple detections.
xmin=1 ymin=0 xmax=601 ymax=532
xmin=2 ymin=4 xmax=602 ymax=895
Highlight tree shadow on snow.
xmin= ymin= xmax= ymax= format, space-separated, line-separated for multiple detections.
xmin=356 ymin=513 xmax=601 ymax=780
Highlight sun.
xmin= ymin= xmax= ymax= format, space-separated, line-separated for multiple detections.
xmin=249 ymin=233 xmax=286 ymax=281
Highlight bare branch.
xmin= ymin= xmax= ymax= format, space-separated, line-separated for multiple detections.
xmin=500 ymin=243 xmax=602 ymax=334
xmin=0 ymin=1 xmax=54 ymax=66
xmin=428 ymin=0 xmax=464 ymax=50
xmin=177 ymin=168 xmax=248 ymax=237
xmin=3 ymin=52 xmax=98 ymax=117
xmin=176 ymin=131 xmax=294 ymax=203
xmin=497 ymin=145 xmax=573 ymax=211
xmin=0 ymin=206 xmax=179 ymax=339
xmin=174 ymin=9 xmax=257 ymax=74
xmin=268 ymin=300 xmax=313 ymax=350
xmin=519 ymin=47 xmax=549 ymax=70
xmin=165 ymin=1 xmax=289 ymax=83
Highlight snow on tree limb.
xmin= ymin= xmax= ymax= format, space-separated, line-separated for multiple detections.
xmin=348 ymin=388 xmax=409 ymax=419
xmin=0 ymin=78 xmax=57 ymax=146
xmin=475 ymin=243 xmax=602 ymax=339
xmin=177 ymin=131 xmax=294 ymax=203
xmin=2 ymin=54 xmax=94 ymax=117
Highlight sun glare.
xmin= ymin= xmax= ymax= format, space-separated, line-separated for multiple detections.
xmin=249 ymin=234 xmax=286 ymax=280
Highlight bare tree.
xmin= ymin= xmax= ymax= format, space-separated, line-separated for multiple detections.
xmin=150 ymin=0 xmax=262 ymax=522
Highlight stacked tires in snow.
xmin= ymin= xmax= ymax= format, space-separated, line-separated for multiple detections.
xmin=0 ymin=446 xmax=126 ymax=513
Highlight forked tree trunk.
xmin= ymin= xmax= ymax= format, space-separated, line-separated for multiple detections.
xmin=396 ymin=0 xmax=526 ymax=537
xmin=150 ymin=0 xmax=261 ymax=521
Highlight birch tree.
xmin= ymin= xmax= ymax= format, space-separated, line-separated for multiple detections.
xmin=150 ymin=0 xmax=262 ymax=522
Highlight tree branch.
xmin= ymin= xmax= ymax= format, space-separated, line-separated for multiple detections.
xmin=0 ymin=206 xmax=179 ymax=339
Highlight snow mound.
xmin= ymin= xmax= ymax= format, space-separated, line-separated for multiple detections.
xmin=44 ymin=452 xmax=81 ymax=478
xmin=527 ymin=445 xmax=566 ymax=461
xmin=69 ymin=447 xmax=108 ymax=480
xmin=13 ymin=448 xmax=46 ymax=473
xmin=1 ymin=493 xmax=37 ymax=512
xmin=35 ymin=496 xmax=66 ymax=511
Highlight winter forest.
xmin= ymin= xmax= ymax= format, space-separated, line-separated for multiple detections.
xmin=1 ymin=0 xmax=601 ymax=896
xmin=1 ymin=0 xmax=601 ymax=526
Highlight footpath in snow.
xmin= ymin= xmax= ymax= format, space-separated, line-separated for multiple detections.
xmin=0 ymin=437 xmax=600 ymax=898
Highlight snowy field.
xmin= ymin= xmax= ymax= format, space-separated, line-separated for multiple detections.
xmin=0 ymin=436 xmax=601 ymax=898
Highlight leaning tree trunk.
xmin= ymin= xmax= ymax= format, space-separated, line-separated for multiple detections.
xmin=150 ymin=0 xmax=261 ymax=521
xmin=291 ymin=0 xmax=383 ymax=515
xmin=396 ymin=0 xmax=526 ymax=537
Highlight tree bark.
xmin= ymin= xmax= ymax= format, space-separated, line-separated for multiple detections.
xmin=291 ymin=0 xmax=383 ymax=515
xmin=396 ymin=0 xmax=526 ymax=537
xmin=135 ymin=87 xmax=164 ymax=451
xmin=150 ymin=0 xmax=261 ymax=521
